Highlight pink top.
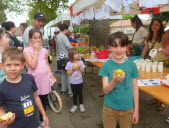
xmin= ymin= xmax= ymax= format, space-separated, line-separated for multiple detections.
xmin=23 ymin=47 xmax=51 ymax=95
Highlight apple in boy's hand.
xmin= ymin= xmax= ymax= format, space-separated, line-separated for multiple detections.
xmin=0 ymin=112 xmax=14 ymax=122
xmin=115 ymin=69 xmax=124 ymax=76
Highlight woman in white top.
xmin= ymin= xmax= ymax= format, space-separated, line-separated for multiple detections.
xmin=129 ymin=15 xmax=147 ymax=56
xmin=131 ymin=15 xmax=147 ymax=44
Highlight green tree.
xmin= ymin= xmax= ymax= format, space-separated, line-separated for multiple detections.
xmin=0 ymin=0 xmax=26 ymax=23
xmin=0 ymin=0 xmax=69 ymax=24
xmin=26 ymin=0 xmax=69 ymax=23
xmin=152 ymin=12 xmax=169 ymax=22
xmin=109 ymin=15 xmax=135 ymax=25
xmin=122 ymin=15 xmax=135 ymax=20
xmin=73 ymin=26 xmax=89 ymax=34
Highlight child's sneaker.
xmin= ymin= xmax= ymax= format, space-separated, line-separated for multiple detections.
xmin=79 ymin=104 xmax=85 ymax=112
xmin=70 ymin=105 xmax=77 ymax=113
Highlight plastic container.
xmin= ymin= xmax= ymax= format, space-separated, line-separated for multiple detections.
xmin=95 ymin=50 xmax=110 ymax=59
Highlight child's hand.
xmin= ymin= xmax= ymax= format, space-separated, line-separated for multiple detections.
xmin=112 ymin=70 xmax=125 ymax=83
xmin=34 ymin=42 xmax=40 ymax=51
xmin=5 ymin=113 xmax=15 ymax=125
xmin=72 ymin=64 xmax=79 ymax=70
xmin=0 ymin=113 xmax=15 ymax=125
xmin=18 ymin=47 xmax=23 ymax=51
xmin=42 ymin=115 xmax=49 ymax=127
xmin=158 ymin=48 xmax=169 ymax=56
xmin=132 ymin=110 xmax=139 ymax=124
xmin=51 ymin=75 xmax=57 ymax=83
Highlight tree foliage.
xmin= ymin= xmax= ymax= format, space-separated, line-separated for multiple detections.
xmin=0 ymin=0 xmax=26 ymax=23
xmin=152 ymin=12 xmax=169 ymax=22
xmin=73 ymin=26 xmax=89 ymax=34
xmin=122 ymin=15 xmax=135 ymax=20
xmin=2 ymin=0 xmax=26 ymax=14
xmin=0 ymin=0 xmax=69 ymax=24
xmin=26 ymin=0 xmax=69 ymax=23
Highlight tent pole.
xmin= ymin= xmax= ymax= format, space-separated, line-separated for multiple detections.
xmin=50 ymin=27 xmax=51 ymax=36
xmin=121 ymin=20 xmax=124 ymax=32
xmin=47 ymin=27 xmax=48 ymax=37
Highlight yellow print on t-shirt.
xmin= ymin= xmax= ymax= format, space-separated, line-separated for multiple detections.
xmin=21 ymin=95 xmax=34 ymax=117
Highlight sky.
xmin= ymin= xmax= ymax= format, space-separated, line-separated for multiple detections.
xmin=6 ymin=0 xmax=149 ymax=27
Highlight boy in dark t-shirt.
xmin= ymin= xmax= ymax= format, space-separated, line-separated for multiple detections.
xmin=0 ymin=47 xmax=49 ymax=128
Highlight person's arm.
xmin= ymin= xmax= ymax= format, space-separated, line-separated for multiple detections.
xmin=158 ymin=33 xmax=169 ymax=56
xmin=34 ymin=92 xmax=49 ymax=127
xmin=79 ymin=67 xmax=85 ymax=73
xmin=0 ymin=107 xmax=7 ymax=128
xmin=24 ymin=43 xmax=40 ymax=69
xmin=158 ymin=46 xmax=169 ymax=56
xmin=0 ymin=106 xmax=15 ymax=128
xmin=45 ymin=54 xmax=57 ymax=82
xmin=144 ymin=32 xmax=149 ymax=41
xmin=67 ymin=68 xmax=75 ymax=76
xmin=102 ymin=71 xmax=125 ymax=94
xmin=67 ymin=63 xmax=85 ymax=75
xmin=141 ymin=42 xmax=149 ymax=58
xmin=63 ymin=37 xmax=73 ymax=49
xmin=132 ymin=78 xmax=139 ymax=124
xmin=79 ymin=61 xmax=85 ymax=73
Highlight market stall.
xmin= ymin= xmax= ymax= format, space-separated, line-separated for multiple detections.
xmin=81 ymin=54 xmax=169 ymax=105
xmin=70 ymin=0 xmax=169 ymax=48
xmin=70 ymin=0 xmax=169 ymax=17
xmin=49 ymin=12 xmax=122 ymax=27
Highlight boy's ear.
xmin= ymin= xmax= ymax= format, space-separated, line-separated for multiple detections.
xmin=21 ymin=62 xmax=26 ymax=69
xmin=0 ymin=63 xmax=2 ymax=68
xmin=1 ymin=63 xmax=5 ymax=70
xmin=108 ymin=45 xmax=111 ymax=50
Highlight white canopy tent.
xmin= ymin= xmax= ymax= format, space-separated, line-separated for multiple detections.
xmin=70 ymin=0 xmax=169 ymax=16
xmin=47 ymin=12 xmax=122 ymax=27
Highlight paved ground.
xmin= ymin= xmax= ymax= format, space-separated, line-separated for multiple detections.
xmin=46 ymin=60 xmax=169 ymax=128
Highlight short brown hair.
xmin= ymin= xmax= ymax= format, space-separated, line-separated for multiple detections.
xmin=108 ymin=32 xmax=129 ymax=47
xmin=68 ymin=48 xmax=78 ymax=62
xmin=2 ymin=47 xmax=25 ymax=63
xmin=20 ymin=23 xmax=28 ymax=31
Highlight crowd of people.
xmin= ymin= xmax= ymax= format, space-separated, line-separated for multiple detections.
xmin=0 ymin=12 xmax=169 ymax=128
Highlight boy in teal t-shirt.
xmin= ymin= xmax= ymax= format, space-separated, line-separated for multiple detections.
xmin=98 ymin=32 xmax=140 ymax=128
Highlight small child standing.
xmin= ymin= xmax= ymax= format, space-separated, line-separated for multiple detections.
xmin=0 ymin=47 xmax=49 ymax=128
xmin=65 ymin=48 xmax=86 ymax=113
xmin=0 ymin=28 xmax=10 ymax=83
xmin=98 ymin=32 xmax=140 ymax=128
xmin=23 ymin=28 xmax=56 ymax=126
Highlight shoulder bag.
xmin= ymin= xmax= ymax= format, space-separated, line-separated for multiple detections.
xmin=57 ymin=54 xmax=69 ymax=70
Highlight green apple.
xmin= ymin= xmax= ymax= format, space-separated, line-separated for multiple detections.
xmin=115 ymin=69 xmax=124 ymax=76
